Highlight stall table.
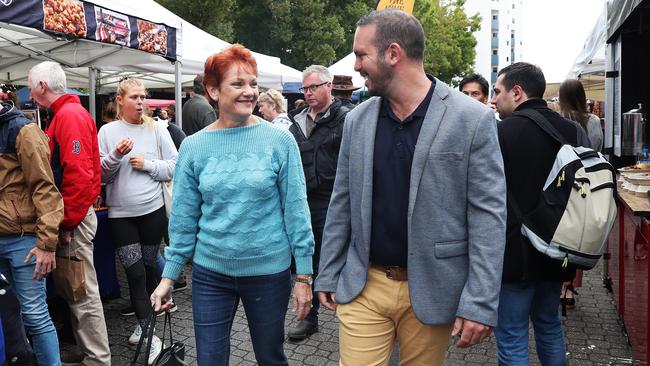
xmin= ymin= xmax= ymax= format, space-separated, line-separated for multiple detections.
xmin=608 ymin=187 xmax=650 ymax=365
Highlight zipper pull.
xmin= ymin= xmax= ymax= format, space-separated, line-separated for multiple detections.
xmin=556 ymin=169 xmax=565 ymax=187
xmin=580 ymin=183 xmax=587 ymax=198
xmin=562 ymin=254 xmax=569 ymax=268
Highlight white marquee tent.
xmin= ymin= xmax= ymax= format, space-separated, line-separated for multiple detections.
xmin=0 ymin=0 xmax=302 ymax=125
xmin=564 ymin=3 xmax=607 ymax=101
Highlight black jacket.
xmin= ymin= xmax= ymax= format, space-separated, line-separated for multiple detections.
xmin=498 ymin=99 xmax=581 ymax=283
xmin=289 ymin=99 xmax=352 ymax=209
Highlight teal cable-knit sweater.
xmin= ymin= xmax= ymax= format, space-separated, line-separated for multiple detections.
xmin=162 ymin=121 xmax=314 ymax=280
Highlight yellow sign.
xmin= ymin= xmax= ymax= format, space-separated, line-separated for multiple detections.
xmin=376 ymin=0 xmax=415 ymax=14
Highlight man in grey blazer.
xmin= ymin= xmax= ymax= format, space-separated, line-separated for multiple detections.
xmin=314 ymin=9 xmax=507 ymax=365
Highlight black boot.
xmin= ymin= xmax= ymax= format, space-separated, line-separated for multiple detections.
xmin=287 ymin=320 xmax=318 ymax=341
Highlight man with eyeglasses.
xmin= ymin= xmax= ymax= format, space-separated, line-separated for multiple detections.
xmin=287 ymin=65 xmax=352 ymax=341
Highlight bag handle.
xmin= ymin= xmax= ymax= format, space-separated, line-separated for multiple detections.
xmin=161 ymin=311 xmax=174 ymax=346
xmin=131 ymin=309 xmax=156 ymax=365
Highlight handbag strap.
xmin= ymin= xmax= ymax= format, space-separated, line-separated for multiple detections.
xmin=131 ymin=309 xmax=156 ymax=365
xmin=154 ymin=123 xmax=163 ymax=160
xmin=161 ymin=311 xmax=174 ymax=346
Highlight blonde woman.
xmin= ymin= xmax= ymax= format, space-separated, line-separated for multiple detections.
xmin=97 ymin=77 xmax=177 ymax=365
xmin=257 ymin=88 xmax=292 ymax=128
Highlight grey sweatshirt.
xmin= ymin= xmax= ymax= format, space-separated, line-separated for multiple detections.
xmin=98 ymin=120 xmax=178 ymax=218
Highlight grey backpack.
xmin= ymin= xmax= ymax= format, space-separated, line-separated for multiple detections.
xmin=509 ymin=109 xmax=617 ymax=270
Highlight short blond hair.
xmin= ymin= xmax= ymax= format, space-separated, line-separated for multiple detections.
xmin=258 ymin=89 xmax=286 ymax=113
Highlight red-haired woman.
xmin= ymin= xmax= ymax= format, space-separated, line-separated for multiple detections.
xmin=151 ymin=44 xmax=315 ymax=365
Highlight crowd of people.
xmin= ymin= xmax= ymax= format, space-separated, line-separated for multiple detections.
xmin=0 ymin=8 xmax=609 ymax=366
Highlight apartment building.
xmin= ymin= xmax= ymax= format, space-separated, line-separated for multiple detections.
xmin=463 ymin=0 xmax=524 ymax=90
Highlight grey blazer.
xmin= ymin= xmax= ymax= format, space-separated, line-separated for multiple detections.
xmin=314 ymin=79 xmax=507 ymax=327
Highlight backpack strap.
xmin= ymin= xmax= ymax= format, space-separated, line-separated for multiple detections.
xmin=507 ymin=109 xmax=571 ymax=230
xmin=513 ymin=109 xmax=569 ymax=146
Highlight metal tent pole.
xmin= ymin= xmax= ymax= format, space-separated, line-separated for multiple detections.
xmin=174 ymin=60 xmax=182 ymax=129
xmin=89 ymin=67 xmax=96 ymax=122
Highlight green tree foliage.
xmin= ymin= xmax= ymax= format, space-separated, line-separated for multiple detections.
xmin=324 ymin=0 xmax=376 ymax=58
xmin=415 ymin=0 xmax=480 ymax=83
xmin=231 ymin=0 xmax=346 ymax=68
xmin=155 ymin=0 xmax=237 ymax=41
xmin=154 ymin=0 xmax=480 ymax=81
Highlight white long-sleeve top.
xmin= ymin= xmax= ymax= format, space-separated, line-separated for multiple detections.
xmin=98 ymin=120 xmax=178 ymax=218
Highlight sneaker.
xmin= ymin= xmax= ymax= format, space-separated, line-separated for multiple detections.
xmin=148 ymin=335 xmax=162 ymax=365
xmin=173 ymin=280 xmax=187 ymax=292
xmin=120 ymin=305 xmax=135 ymax=316
xmin=128 ymin=324 xmax=142 ymax=345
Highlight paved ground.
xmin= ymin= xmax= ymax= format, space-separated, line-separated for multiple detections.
xmin=96 ymin=260 xmax=633 ymax=365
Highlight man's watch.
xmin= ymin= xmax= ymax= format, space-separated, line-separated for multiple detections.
xmin=295 ymin=276 xmax=313 ymax=285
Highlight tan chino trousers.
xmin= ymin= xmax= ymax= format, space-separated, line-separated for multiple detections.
xmin=336 ymin=267 xmax=453 ymax=366
xmin=57 ymin=207 xmax=111 ymax=366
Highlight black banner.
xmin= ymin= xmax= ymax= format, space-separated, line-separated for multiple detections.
xmin=0 ymin=0 xmax=177 ymax=61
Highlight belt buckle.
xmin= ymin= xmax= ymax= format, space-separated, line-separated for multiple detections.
xmin=385 ymin=266 xmax=400 ymax=280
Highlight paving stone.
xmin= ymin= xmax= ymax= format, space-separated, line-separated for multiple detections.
xmin=98 ymin=258 xmax=632 ymax=365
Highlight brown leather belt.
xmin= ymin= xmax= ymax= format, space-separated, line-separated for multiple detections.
xmin=371 ymin=263 xmax=408 ymax=281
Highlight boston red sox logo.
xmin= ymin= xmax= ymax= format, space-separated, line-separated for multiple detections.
xmin=72 ymin=140 xmax=81 ymax=154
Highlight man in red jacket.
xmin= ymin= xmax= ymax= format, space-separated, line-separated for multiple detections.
xmin=29 ymin=61 xmax=110 ymax=366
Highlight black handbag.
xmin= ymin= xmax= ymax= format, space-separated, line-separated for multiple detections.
xmin=131 ymin=309 xmax=186 ymax=366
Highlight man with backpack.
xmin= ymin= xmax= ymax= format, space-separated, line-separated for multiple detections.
xmin=492 ymin=62 xmax=595 ymax=365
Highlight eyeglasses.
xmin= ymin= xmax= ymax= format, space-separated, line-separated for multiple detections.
xmin=298 ymin=82 xmax=329 ymax=94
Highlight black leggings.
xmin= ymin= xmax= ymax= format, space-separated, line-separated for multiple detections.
xmin=109 ymin=206 xmax=166 ymax=323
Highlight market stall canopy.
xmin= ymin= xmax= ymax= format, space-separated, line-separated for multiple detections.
xmin=566 ymin=3 xmax=607 ymax=80
xmin=565 ymin=3 xmax=607 ymax=101
xmin=0 ymin=0 xmax=182 ymax=87
xmin=15 ymin=86 xmax=85 ymax=106
xmin=97 ymin=19 xmax=303 ymax=92
xmin=0 ymin=0 xmax=301 ymax=92
xmin=144 ymin=98 xmax=174 ymax=109
xmin=607 ymin=0 xmax=646 ymax=42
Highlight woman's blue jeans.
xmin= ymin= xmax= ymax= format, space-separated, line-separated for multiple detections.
xmin=0 ymin=235 xmax=60 ymax=366
xmin=495 ymin=281 xmax=567 ymax=366
xmin=192 ymin=264 xmax=291 ymax=366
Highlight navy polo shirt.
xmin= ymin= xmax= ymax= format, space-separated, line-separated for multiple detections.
xmin=369 ymin=79 xmax=435 ymax=267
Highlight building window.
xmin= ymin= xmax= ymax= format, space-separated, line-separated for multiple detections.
xmin=492 ymin=50 xmax=498 ymax=55
xmin=493 ymin=67 xmax=498 ymax=72
xmin=506 ymin=57 xmax=509 ymax=62
xmin=512 ymin=18 xmax=515 ymax=24
xmin=506 ymin=41 xmax=509 ymax=46
xmin=493 ymin=32 xmax=498 ymax=38
xmin=512 ymin=3 xmax=515 ymax=9
xmin=493 ymin=15 xmax=498 ymax=20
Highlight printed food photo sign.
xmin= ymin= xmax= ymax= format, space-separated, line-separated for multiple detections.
xmin=0 ymin=0 xmax=177 ymax=60
xmin=43 ymin=0 xmax=87 ymax=37
xmin=94 ymin=7 xmax=130 ymax=46
xmin=137 ymin=20 xmax=167 ymax=56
